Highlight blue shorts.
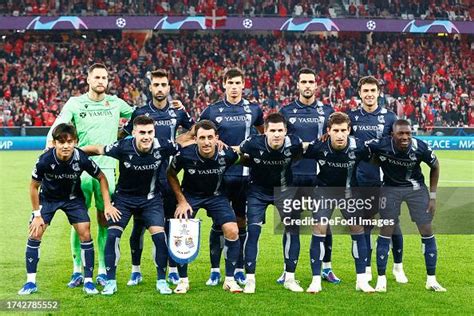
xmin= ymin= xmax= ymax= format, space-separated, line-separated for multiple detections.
xmin=246 ymin=185 xmax=299 ymax=225
xmin=111 ymin=193 xmax=165 ymax=228
xmin=39 ymin=197 xmax=90 ymax=225
xmin=185 ymin=193 xmax=236 ymax=226
xmin=223 ymin=175 xmax=249 ymax=218
xmin=292 ymin=175 xmax=319 ymax=205
xmin=379 ymin=186 xmax=432 ymax=225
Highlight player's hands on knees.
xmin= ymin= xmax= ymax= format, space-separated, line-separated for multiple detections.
xmin=217 ymin=140 xmax=228 ymax=151
xmin=105 ymin=205 xmax=122 ymax=222
xmin=426 ymin=199 xmax=436 ymax=216
xmin=175 ymin=202 xmax=193 ymax=219
xmin=29 ymin=216 xmax=45 ymax=237
xmin=171 ymin=100 xmax=185 ymax=110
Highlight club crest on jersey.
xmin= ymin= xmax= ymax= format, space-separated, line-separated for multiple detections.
xmin=254 ymin=158 xmax=261 ymax=163
xmin=378 ymin=115 xmax=385 ymax=123
xmin=317 ymin=107 xmax=324 ymax=115
xmin=124 ymin=161 xmax=131 ymax=168
xmin=319 ymin=160 xmax=326 ymax=166
xmin=154 ymin=151 xmax=161 ymax=159
xmin=218 ymin=157 xmax=226 ymax=165
xmin=216 ymin=117 xmax=223 ymax=123
xmin=243 ymin=105 xmax=251 ymax=113
xmin=379 ymin=156 xmax=387 ymax=162
xmin=289 ymin=117 xmax=297 ymax=124
xmin=72 ymin=162 xmax=80 ymax=172
xmin=348 ymin=151 xmax=356 ymax=159
xmin=188 ymin=169 xmax=196 ymax=174
xmin=409 ymin=153 xmax=417 ymax=161
xmin=284 ymin=149 xmax=291 ymax=157
xmin=168 ymin=110 xmax=177 ymax=117
xmin=168 ymin=219 xmax=201 ymax=264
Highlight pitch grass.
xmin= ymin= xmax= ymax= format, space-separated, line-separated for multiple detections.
xmin=0 ymin=151 xmax=473 ymax=315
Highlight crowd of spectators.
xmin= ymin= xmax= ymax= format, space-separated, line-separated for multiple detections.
xmin=1 ymin=31 xmax=473 ymax=130
xmin=1 ymin=0 xmax=472 ymax=20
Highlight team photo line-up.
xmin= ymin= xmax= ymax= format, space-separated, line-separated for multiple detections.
xmin=18 ymin=63 xmax=446 ymax=296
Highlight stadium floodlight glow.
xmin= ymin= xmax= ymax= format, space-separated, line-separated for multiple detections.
xmin=1 ymin=35 xmax=5 ymax=40
xmin=82 ymin=34 xmax=87 ymax=39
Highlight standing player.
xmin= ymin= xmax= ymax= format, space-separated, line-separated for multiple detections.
xmin=19 ymin=123 xmax=116 ymax=295
xmin=167 ymin=120 xmax=243 ymax=294
xmin=121 ymin=69 xmax=194 ymax=286
xmin=347 ymin=76 xmax=407 ymax=283
xmin=303 ymin=112 xmax=374 ymax=293
xmin=47 ymin=63 xmax=133 ymax=287
xmin=82 ymin=115 xmax=178 ymax=295
xmin=366 ymin=120 xmax=446 ymax=292
xmin=236 ymin=113 xmax=305 ymax=294
xmin=279 ymin=68 xmax=339 ymax=285
xmin=199 ymin=68 xmax=264 ymax=286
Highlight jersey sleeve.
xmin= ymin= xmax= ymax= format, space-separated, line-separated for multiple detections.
xmin=254 ymin=105 xmax=264 ymax=127
xmin=119 ymin=98 xmax=133 ymax=119
xmin=357 ymin=139 xmax=372 ymax=161
xmin=161 ymin=139 xmax=179 ymax=158
xmin=122 ymin=109 xmax=138 ymax=135
xmin=290 ymin=135 xmax=304 ymax=157
xmin=103 ymin=140 xmax=123 ymax=160
xmin=420 ymin=143 xmax=437 ymax=167
xmin=46 ymin=99 xmax=76 ymax=142
xmin=304 ymin=139 xmax=322 ymax=159
xmin=169 ymin=148 xmax=184 ymax=172
xmin=364 ymin=138 xmax=381 ymax=154
xmin=178 ymin=110 xmax=195 ymax=130
xmin=31 ymin=158 xmax=46 ymax=182
xmin=225 ymin=148 xmax=239 ymax=166
xmin=239 ymin=137 xmax=253 ymax=155
xmin=80 ymin=151 xmax=102 ymax=178
xmin=199 ymin=106 xmax=211 ymax=121
xmin=386 ymin=112 xmax=398 ymax=134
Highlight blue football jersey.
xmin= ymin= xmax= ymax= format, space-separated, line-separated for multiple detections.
xmin=239 ymin=134 xmax=303 ymax=191
xmin=122 ymin=102 xmax=194 ymax=143
xmin=348 ymin=106 xmax=397 ymax=185
xmin=365 ymin=137 xmax=437 ymax=188
xmin=199 ymin=98 xmax=264 ymax=176
xmin=304 ymin=137 xmax=370 ymax=187
xmin=170 ymin=145 xmax=239 ymax=196
xmin=104 ymin=137 xmax=177 ymax=198
xmin=32 ymin=148 xmax=101 ymax=201
xmin=280 ymin=100 xmax=334 ymax=176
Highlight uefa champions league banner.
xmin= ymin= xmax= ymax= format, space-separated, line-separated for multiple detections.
xmin=0 ymin=136 xmax=473 ymax=151
xmin=0 ymin=16 xmax=472 ymax=34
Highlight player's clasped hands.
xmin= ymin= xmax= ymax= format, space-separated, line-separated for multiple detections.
xmin=175 ymin=201 xmax=193 ymax=219
xmin=105 ymin=205 xmax=122 ymax=222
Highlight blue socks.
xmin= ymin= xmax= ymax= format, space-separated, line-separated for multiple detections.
xmin=104 ymin=227 xmax=123 ymax=280
xmin=422 ymin=235 xmax=437 ymax=275
xmin=151 ymin=232 xmax=168 ymax=280
xmin=25 ymin=238 xmax=41 ymax=274
xmin=223 ymin=238 xmax=240 ymax=277
xmin=80 ymin=240 xmax=95 ymax=278
xmin=309 ymin=235 xmax=326 ymax=276
xmin=351 ymin=233 xmax=368 ymax=274
xmin=244 ymin=224 xmax=262 ymax=274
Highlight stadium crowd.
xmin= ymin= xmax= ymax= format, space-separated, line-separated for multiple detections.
xmin=0 ymin=32 xmax=472 ymax=129
xmin=1 ymin=0 xmax=472 ymax=20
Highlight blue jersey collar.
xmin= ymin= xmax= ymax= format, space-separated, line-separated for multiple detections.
xmin=360 ymin=105 xmax=381 ymax=116
xmin=148 ymin=101 xmax=170 ymax=113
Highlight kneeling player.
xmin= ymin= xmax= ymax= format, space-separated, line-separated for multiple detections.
xmin=167 ymin=120 xmax=243 ymax=293
xmin=82 ymin=115 xmax=177 ymax=295
xmin=304 ymin=112 xmax=374 ymax=293
xmin=366 ymin=119 xmax=446 ymax=292
xmin=19 ymin=123 xmax=115 ymax=295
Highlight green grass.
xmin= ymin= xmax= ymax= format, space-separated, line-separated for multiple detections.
xmin=0 ymin=151 xmax=473 ymax=315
